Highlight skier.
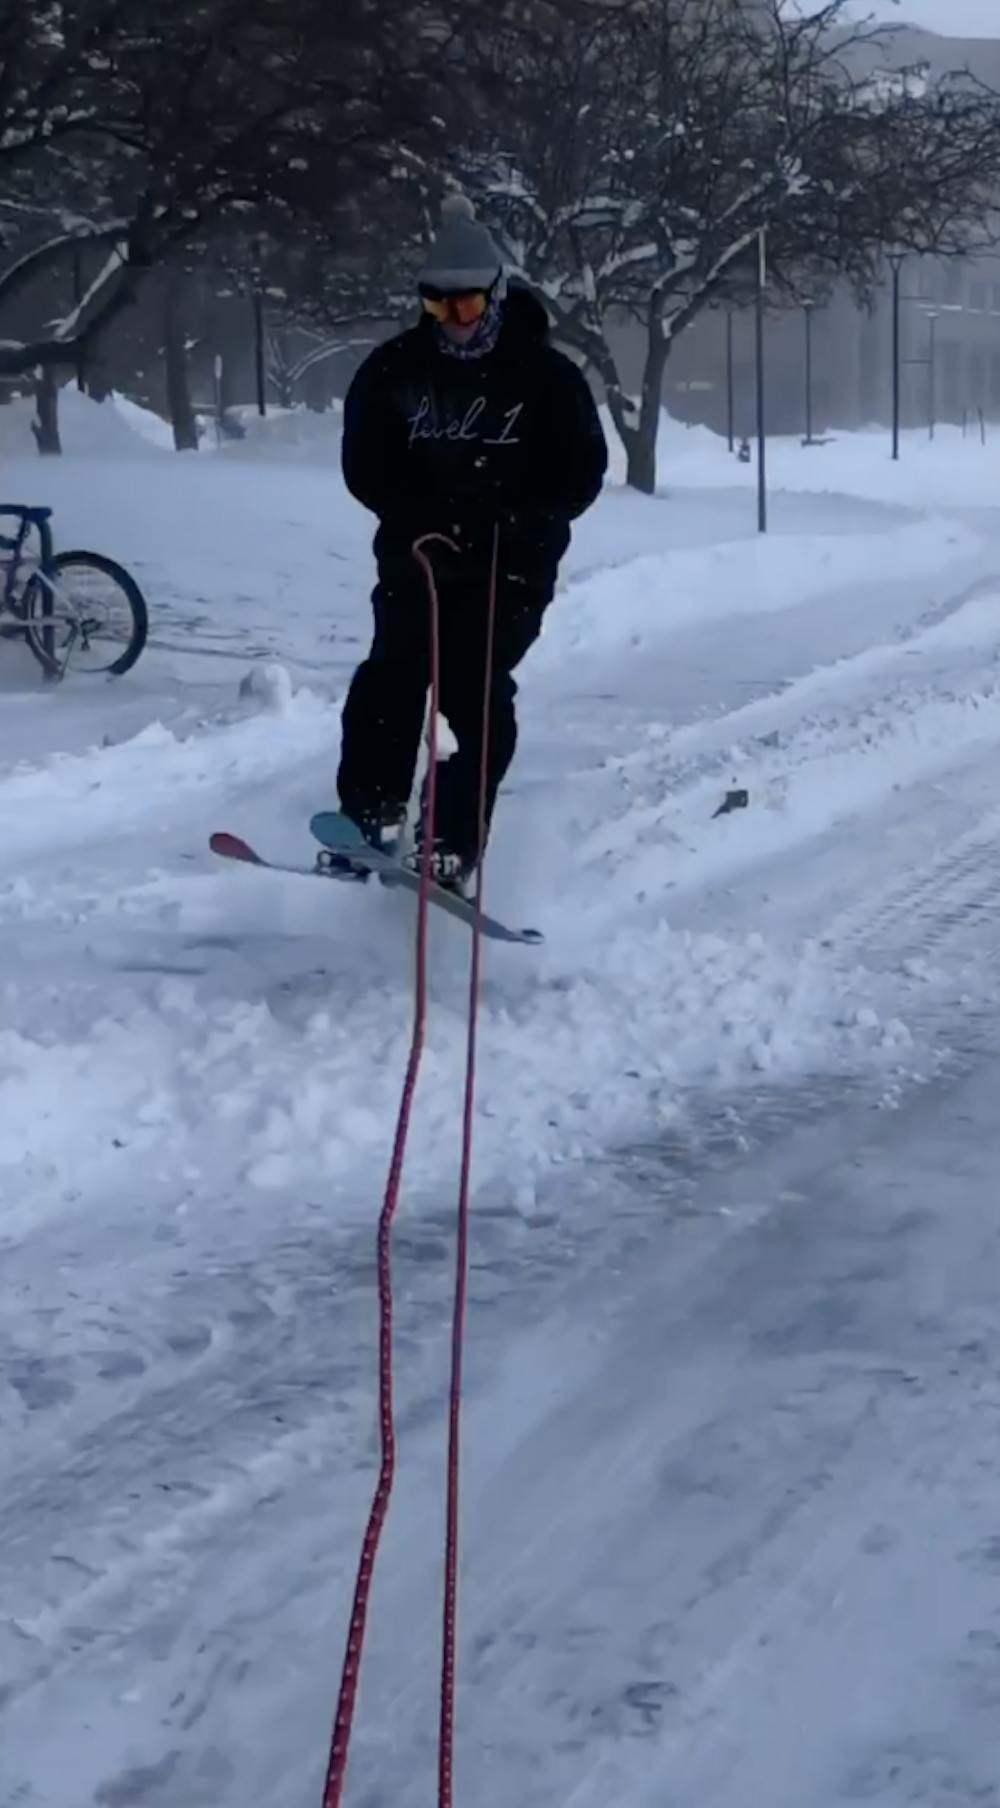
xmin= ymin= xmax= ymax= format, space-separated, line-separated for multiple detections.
xmin=334 ymin=194 xmax=608 ymax=894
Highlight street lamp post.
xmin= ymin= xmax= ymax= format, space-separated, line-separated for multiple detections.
xmin=213 ymin=353 xmax=224 ymax=449
xmin=253 ymin=235 xmax=268 ymax=417
xmin=726 ymin=308 xmax=735 ymax=453
xmin=887 ymin=251 xmax=905 ymax=461
xmin=253 ymin=288 xmax=267 ymax=417
xmin=925 ymin=308 xmax=938 ymax=440
xmin=755 ymin=226 xmax=767 ymax=534
xmin=803 ymin=298 xmax=815 ymax=445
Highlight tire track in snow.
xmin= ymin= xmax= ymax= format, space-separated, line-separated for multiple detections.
xmin=12 ymin=1042 xmax=996 ymax=1808
xmin=563 ymin=586 xmax=1000 ymax=965
xmin=830 ymin=812 xmax=1000 ymax=971
xmin=0 ymin=1062 xmax=911 ymax=1788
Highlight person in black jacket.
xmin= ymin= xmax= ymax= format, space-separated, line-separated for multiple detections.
xmin=336 ymin=194 xmax=608 ymax=893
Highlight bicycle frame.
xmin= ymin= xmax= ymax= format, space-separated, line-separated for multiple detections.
xmin=32 ymin=571 xmax=87 ymax=671
xmin=0 ymin=508 xmax=54 ymax=616
xmin=0 ymin=506 xmax=53 ymax=589
xmin=1 ymin=509 xmax=58 ymax=671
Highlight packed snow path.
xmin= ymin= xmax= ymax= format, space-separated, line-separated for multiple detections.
xmin=4 ymin=409 xmax=1000 ymax=1804
xmin=8 ymin=1052 xmax=1000 ymax=1807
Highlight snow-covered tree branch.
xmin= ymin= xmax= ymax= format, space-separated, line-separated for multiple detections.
xmin=0 ymin=0 xmax=458 ymax=380
xmin=454 ymin=0 xmax=1000 ymax=491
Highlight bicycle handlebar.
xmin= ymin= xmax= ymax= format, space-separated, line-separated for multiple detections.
xmin=0 ymin=505 xmax=53 ymax=526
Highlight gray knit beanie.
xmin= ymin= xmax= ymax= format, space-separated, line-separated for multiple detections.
xmin=419 ymin=194 xmax=504 ymax=291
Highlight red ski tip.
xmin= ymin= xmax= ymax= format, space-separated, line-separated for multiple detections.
xmin=210 ymin=831 xmax=264 ymax=865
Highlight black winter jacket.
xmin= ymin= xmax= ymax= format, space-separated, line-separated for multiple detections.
xmin=341 ymin=286 xmax=608 ymax=602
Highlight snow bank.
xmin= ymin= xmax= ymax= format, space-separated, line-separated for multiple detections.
xmin=650 ymin=412 xmax=1000 ymax=510
xmin=110 ymin=392 xmax=175 ymax=451
xmin=597 ymin=402 xmax=1000 ymax=510
xmin=0 ymin=387 xmax=166 ymax=461
xmin=583 ymin=654 xmax=1000 ymax=907
xmin=1 ymin=376 xmax=993 ymax=523
xmin=0 ymin=388 xmax=346 ymax=467
xmin=538 ymin=513 xmax=980 ymax=665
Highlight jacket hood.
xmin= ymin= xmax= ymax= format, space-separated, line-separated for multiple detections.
xmin=501 ymin=283 xmax=551 ymax=343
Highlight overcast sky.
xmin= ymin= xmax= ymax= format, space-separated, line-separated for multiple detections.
xmin=846 ymin=0 xmax=998 ymax=32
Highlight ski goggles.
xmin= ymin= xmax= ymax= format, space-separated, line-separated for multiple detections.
xmin=419 ymin=285 xmax=490 ymax=326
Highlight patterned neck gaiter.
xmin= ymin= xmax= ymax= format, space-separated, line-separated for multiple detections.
xmin=435 ymin=278 xmax=506 ymax=362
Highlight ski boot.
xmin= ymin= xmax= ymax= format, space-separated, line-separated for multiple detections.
xmin=315 ymin=801 xmax=407 ymax=882
xmin=404 ymin=824 xmax=476 ymax=899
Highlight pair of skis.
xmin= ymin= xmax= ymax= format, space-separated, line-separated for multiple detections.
xmin=209 ymin=811 xmax=543 ymax=947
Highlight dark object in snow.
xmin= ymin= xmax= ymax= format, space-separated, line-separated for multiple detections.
xmin=713 ymin=788 xmax=749 ymax=818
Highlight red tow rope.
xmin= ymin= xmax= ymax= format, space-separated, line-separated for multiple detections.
xmin=321 ymin=528 xmax=499 ymax=1808
xmin=436 ymin=524 xmax=499 ymax=1808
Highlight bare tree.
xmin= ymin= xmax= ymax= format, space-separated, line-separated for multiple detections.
xmin=0 ymin=0 xmax=454 ymax=376
xmin=456 ymin=0 xmax=1000 ymax=490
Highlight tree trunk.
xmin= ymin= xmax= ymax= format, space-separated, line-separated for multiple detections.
xmin=626 ymin=320 xmax=671 ymax=495
xmin=566 ymin=326 xmax=643 ymax=491
xmin=271 ymin=332 xmax=291 ymax=406
xmin=31 ymin=365 xmax=62 ymax=455
xmin=624 ymin=425 xmax=657 ymax=494
xmin=303 ymin=361 xmax=327 ymax=413
xmin=219 ymin=350 xmax=239 ymax=414
xmin=559 ymin=312 xmax=667 ymax=495
xmin=252 ymin=291 xmax=267 ymax=416
xmin=87 ymin=365 xmax=113 ymax=403
xmin=265 ymin=329 xmax=294 ymax=408
xmin=164 ymin=270 xmax=199 ymax=451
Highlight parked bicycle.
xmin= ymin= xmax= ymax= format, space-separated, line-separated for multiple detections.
xmin=0 ymin=504 xmax=149 ymax=679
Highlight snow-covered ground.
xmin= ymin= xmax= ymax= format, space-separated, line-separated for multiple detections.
xmin=4 ymin=394 xmax=1000 ymax=1805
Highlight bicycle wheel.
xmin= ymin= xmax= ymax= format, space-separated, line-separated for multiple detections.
xmin=24 ymin=550 xmax=149 ymax=678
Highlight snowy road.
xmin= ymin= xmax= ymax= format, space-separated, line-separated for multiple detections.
xmin=4 ymin=406 xmax=1000 ymax=1804
xmin=7 ymin=1044 xmax=1000 ymax=1806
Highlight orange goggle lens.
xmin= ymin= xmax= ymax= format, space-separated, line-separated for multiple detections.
xmin=420 ymin=288 xmax=489 ymax=326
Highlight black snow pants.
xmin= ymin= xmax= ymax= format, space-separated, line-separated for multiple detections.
xmin=337 ymin=574 xmax=545 ymax=867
